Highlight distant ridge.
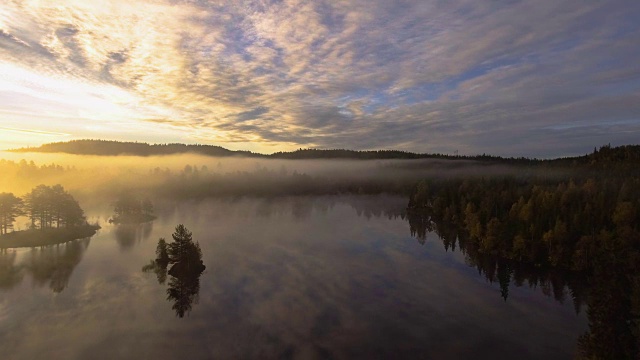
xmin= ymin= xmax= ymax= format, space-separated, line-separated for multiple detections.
xmin=11 ymin=139 xmax=256 ymax=157
xmin=9 ymin=139 xmax=521 ymax=161
xmin=9 ymin=139 xmax=640 ymax=164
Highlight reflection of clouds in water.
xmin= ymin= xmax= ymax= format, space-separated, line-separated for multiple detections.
xmin=181 ymin=199 xmax=583 ymax=358
xmin=0 ymin=197 xmax=585 ymax=359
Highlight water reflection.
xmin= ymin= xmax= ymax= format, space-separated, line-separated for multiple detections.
xmin=0 ymin=196 xmax=623 ymax=358
xmin=166 ymin=266 xmax=202 ymax=318
xmin=236 ymin=195 xmax=638 ymax=358
xmin=575 ymin=249 xmax=640 ymax=359
xmin=405 ymin=205 xmax=640 ymax=359
xmin=0 ymin=196 xmax=590 ymax=359
xmin=27 ymin=238 xmax=91 ymax=293
xmin=0 ymin=238 xmax=91 ymax=293
xmin=114 ymin=222 xmax=153 ymax=251
xmin=143 ymin=225 xmax=205 ymax=317
xmin=0 ymin=249 xmax=22 ymax=290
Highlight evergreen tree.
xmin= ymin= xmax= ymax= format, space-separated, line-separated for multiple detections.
xmin=111 ymin=197 xmax=155 ymax=224
xmin=144 ymin=226 xmax=205 ymax=318
xmin=24 ymin=185 xmax=85 ymax=230
xmin=168 ymin=224 xmax=193 ymax=264
xmin=0 ymin=193 xmax=24 ymax=235
xmin=156 ymin=238 xmax=169 ymax=266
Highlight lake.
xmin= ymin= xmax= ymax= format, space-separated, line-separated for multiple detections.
xmin=0 ymin=195 xmax=587 ymax=359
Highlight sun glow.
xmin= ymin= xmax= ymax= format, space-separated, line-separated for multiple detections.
xmin=0 ymin=62 xmax=186 ymax=148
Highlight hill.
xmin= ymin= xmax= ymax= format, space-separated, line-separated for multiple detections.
xmin=10 ymin=139 xmax=530 ymax=162
xmin=9 ymin=140 xmax=640 ymax=166
xmin=10 ymin=139 xmax=257 ymax=157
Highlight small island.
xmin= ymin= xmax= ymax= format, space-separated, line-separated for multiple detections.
xmin=109 ymin=197 xmax=156 ymax=224
xmin=143 ymin=225 xmax=205 ymax=317
xmin=0 ymin=185 xmax=99 ymax=248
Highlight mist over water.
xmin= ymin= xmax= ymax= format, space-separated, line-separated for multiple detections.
xmin=0 ymin=151 xmax=560 ymax=202
xmin=2 ymin=151 xmax=623 ymax=359
xmin=0 ymin=196 xmax=586 ymax=359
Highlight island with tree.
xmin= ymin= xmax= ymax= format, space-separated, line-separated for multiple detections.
xmin=109 ymin=196 xmax=156 ymax=224
xmin=0 ymin=185 xmax=100 ymax=248
xmin=143 ymin=224 xmax=205 ymax=317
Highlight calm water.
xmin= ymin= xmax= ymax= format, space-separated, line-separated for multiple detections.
xmin=0 ymin=196 xmax=586 ymax=359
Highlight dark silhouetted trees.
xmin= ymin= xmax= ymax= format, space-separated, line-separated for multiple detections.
xmin=156 ymin=238 xmax=169 ymax=266
xmin=167 ymin=225 xmax=204 ymax=275
xmin=0 ymin=185 xmax=86 ymax=237
xmin=143 ymin=225 xmax=205 ymax=317
xmin=166 ymin=268 xmax=202 ymax=318
xmin=0 ymin=193 xmax=24 ymax=235
xmin=110 ymin=197 xmax=155 ymax=224
xmin=407 ymin=176 xmax=640 ymax=270
xmin=24 ymin=184 xmax=85 ymax=230
xmin=406 ymin=172 xmax=640 ymax=359
xmin=20 ymin=139 xmax=640 ymax=164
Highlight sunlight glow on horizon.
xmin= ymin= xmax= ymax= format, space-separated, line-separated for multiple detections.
xmin=0 ymin=61 xmax=302 ymax=152
xmin=0 ymin=62 xmax=206 ymax=149
xmin=1 ymin=1 xmax=639 ymax=157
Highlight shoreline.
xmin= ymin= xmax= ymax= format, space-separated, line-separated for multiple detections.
xmin=0 ymin=224 xmax=101 ymax=248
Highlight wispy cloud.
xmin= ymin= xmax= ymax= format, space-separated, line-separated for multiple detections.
xmin=0 ymin=126 xmax=70 ymax=137
xmin=1 ymin=0 xmax=639 ymax=156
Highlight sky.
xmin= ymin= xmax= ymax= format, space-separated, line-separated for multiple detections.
xmin=1 ymin=0 xmax=639 ymax=157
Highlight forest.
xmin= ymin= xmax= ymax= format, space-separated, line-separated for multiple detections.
xmin=404 ymin=149 xmax=640 ymax=359
xmin=1 ymin=144 xmax=639 ymax=357
xmin=0 ymin=184 xmax=97 ymax=248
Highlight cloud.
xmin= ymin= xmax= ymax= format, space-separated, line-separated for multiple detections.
xmin=1 ymin=0 xmax=639 ymax=156
xmin=0 ymin=126 xmax=70 ymax=137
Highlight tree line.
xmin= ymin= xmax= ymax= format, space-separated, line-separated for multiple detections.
xmin=16 ymin=139 xmax=640 ymax=164
xmin=0 ymin=184 xmax=85 ymax=234
xmin=406 ymin=174 xmax=640 ymax=359
xmin=407 ymin=176 xmax=640 ymax=270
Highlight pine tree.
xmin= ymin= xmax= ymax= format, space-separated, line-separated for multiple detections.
xmin=156 ymin=238 xmax=169 ymax=266
xmin=168 ymin=224 xmax=192 ymax=264
xmin=0 ymin=193 xmax=24 ymax=235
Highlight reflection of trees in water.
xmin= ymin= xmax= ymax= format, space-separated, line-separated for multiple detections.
xmin=114 ymin=222 xmax=153 ymax=251
xmin=406 ymin=209 xmax=588 ymax=301
xmin=291 ymin=199 xmax=313 ymax=220
xmin=250 ymin=196 xmax=406 ymax=221
xmin=143 ymin=225 xmax=205 ymax=318
xmin=0 ymin=249 xmax=23 ymax=290
xmin=575 ymin=250 xmax=640 ymax=359
xmin=251 ymin=197 xmax=317 ymax=220
xmin=347 ymin=195 xmax=407 ymax=220
xmin=406 ymin=211 xmax=433 ymax=244
xmin=142 ymin=259 xmax=167 ymax=284
xmin=145 ymin=259 xmax=202 ymax=317
xmin=166 ymin=269 xmax=201 ymax=318
xmin=406 ymin=207 xmax=640 ymax=359
xmin=26 ymin=238 xmax=91 ymax=293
